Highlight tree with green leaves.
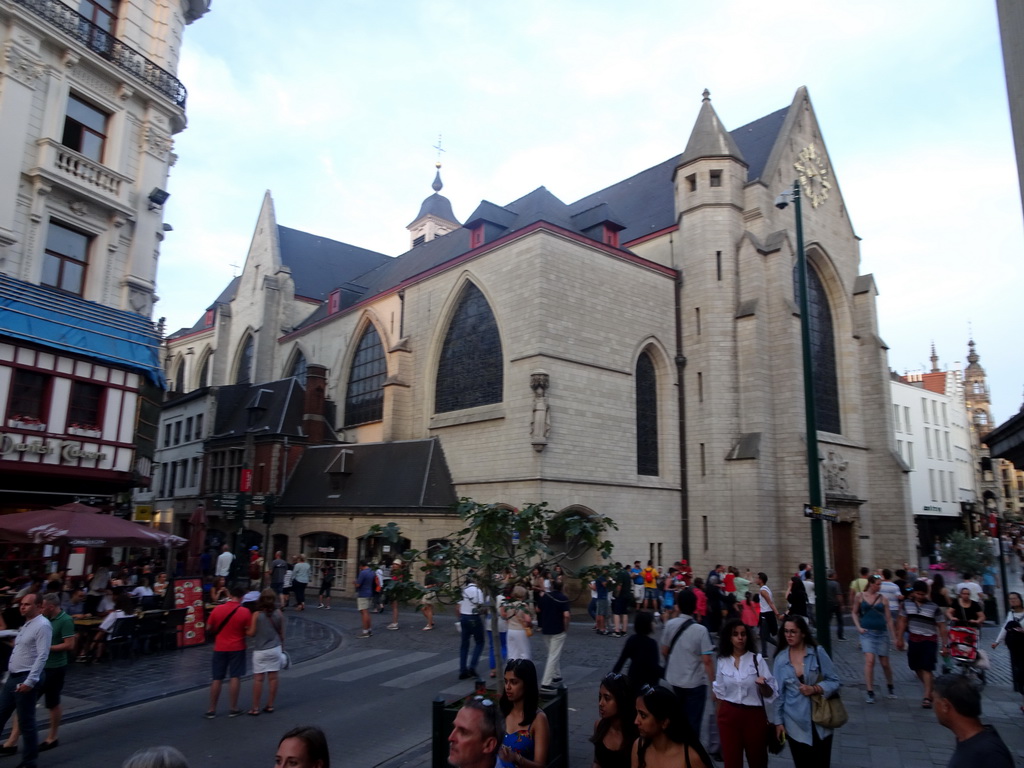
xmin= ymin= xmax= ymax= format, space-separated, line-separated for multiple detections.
xmin=940 ymin=530 xmax=992 ymax=579
xmin=367 ymin=498 xmax=616 ymax=674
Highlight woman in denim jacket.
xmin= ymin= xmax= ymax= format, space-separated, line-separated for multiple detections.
xmin=772 ymin=615 xmax=841 ymax=767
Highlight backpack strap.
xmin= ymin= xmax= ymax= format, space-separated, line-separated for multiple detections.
xmin=666 ymin=618 xmax=695 ymax=660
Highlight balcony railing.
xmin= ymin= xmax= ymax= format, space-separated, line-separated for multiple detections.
xmin=12 ymin=0 xmax=187 ymax=108
xmin=34 ymin=138 xmax=132 ymax=209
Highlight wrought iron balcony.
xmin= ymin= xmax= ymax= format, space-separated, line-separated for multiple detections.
xmin=12 ymin=0 xmax=187 ymax=108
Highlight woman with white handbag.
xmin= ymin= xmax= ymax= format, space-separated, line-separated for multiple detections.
xmin=247 ymin=588 xmax=285 ymax=715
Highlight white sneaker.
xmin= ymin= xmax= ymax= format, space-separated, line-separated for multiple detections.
xmin=387 ymin=623 xmax=399 ymax=631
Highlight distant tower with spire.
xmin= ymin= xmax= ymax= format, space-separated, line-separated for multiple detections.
xmin=406 ymin=142 xmax=461 ymax=248
xmin=963 ymin=338 xmax=992 ymax=440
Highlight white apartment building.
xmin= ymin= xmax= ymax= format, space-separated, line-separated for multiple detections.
xmin=891 ymin=367 xmax=975 ymax=560
xmin=0 ymin=0 xmax=207 ymax=538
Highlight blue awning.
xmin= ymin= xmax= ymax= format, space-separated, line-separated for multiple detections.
xmin=0 ymin=274 xmax=166 ymax=388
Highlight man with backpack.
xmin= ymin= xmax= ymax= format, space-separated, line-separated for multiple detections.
xmin=661 ymin=589 xmax=714 ymax=738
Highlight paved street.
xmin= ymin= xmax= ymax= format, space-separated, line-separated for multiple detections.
xmin=7 ymin=577 xmax=1024 ymax=768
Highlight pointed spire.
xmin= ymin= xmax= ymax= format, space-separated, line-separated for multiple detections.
xmin=679 ymin=88 xmax=746 ymax=167
xmin=929 ymin=342 xmax=939 ymax=373
xmin=432 ymin=161 xmax=443 ymax=193
xmin=967 ymin=338 xmax=980 ymax=366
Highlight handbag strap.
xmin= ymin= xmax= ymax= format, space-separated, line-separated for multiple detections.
xmin=752 ymin=654 xmax=768 ymax=708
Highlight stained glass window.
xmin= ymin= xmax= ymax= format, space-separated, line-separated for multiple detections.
xmin=636 ymin=351 xmax=659 ymax=475
xmin=435 ymin=283 xmax=503 ymax=413
xmin=235 ymin=336 xmax=253 ymax=385
xmin=345 ymin=325 xmax=386 ymax=426
xmin=290 ymin=350 xmax=308 ymax=387
xmin=794 ymin=261 xmax=840 ymax=434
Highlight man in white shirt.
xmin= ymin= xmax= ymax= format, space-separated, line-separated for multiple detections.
xmin=458 ymin=574 xmax=485 ymax=680
xmin=955 ymin=574 xmax=983 ymax=604
xmin=0 ymin=593 xmax=51 ymax=767
xmin=879 ymin=568 xmax=902 ymax=616
xmin=215 ymin=545 xmax=234 ymax=581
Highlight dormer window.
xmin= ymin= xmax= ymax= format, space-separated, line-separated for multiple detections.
xmin=470 ymin=225 xmax=485 ymax=249
xmin=709 ymin=170 xmax=722 ymax=188
xmin=203 ymin=309 xmax=215 ymax=328
xmin=328 ymin=289 xmax=341 ymax=314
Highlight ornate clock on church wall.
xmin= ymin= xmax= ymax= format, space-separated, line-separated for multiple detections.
xmin=794 ymin=144 xmax=832 ymax=208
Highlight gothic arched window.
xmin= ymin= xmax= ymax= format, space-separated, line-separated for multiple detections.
xmin=235 ymin=336 xmax=253 ymax=385
xmin=435 ymin=283 xmax=503 ymax=413
xmin=173 ymin=359 xmax=184 ymax=392
xmin=794 ymin=261 xmax=841 ymax=434
xmin=290 ymin=350 xmax=308 ymax=387
xmin=636 ymin=351 xmax=659 ymax=475
xmin=345 ymin=325 xmax=386 ymax=426
xmin=197 ymin=354 xmax=210 ymax=389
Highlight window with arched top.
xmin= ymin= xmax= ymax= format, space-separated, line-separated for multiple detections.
xmin=794 ymin=261 xmax=841 ymax=434
xmin=975 ymin=410 xmax=989 ymax=426
xmin=345 ymin=325 xmax=386 ymax=426
xmin=290 ymin=350 xmax=308 ymax=387
xmin=173 ymin=359 xmax=184 ymax=392
xmin=636 ymin=351 xmax=659 ymax=475
xmin=197 ymin=354 xmax=210 ymax=389
xmin=235 ymin=336 xmax=253 ymax=385
xmin=435 ymin=283 xmax=503 ymax=413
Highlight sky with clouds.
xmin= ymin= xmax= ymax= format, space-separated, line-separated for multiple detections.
xmin=158 ymin=1 xmax=1024 ymax=422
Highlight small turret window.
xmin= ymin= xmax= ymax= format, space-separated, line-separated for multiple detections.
xmin=709 ymin=170 xmax=722 ymax=187
xmin=686 ymin=174 xmax=697 ymax=192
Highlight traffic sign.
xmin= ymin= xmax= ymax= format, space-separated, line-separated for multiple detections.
xmin=803 ymin=505 xmax=837 ymax=522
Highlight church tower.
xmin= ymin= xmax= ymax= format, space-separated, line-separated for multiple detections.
xmin=406 ymin=164 xmax=461 ymax=248
xmin=963 ymin=339 xmax=992 ymax=440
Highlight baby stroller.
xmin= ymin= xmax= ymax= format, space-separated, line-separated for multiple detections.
xmin=947 ymin=625 xmax=985 ymax=684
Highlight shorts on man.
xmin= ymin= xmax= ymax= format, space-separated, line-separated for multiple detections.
xmin=907 ymin=637 xmax=938 ymax=671
xmin=39 ymin=665 xmax=66 ymax=709
xmin=211 ymin=649 xmax=246 ymax=680
xmin=357 ymin=597 xmax=372 ymax=612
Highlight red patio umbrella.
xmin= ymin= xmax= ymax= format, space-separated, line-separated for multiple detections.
xmin=0 ymin=503 xmax=186 ymax=548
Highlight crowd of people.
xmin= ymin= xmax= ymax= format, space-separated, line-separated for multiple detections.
xmin=438 ymin=556 xmax=1019 ymax=768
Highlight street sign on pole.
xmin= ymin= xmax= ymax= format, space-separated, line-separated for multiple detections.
xmin=803 ymin=505 xmax=838 ymax=522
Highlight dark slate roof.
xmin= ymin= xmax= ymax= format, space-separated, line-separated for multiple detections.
xmin=730 ymin=106 xmax=788 ymax=182
xmin=410 ymin=193 xmax=460 ymax=226
xmin=277 ymin=438 xmax=456 ymax=513
xmin=277 ymin=225 xmax=392 ymax=301
xmin=168 ymin=276 xmax=239 ymax=339
xmin=208 ymin=378 xmax=307 ymax=440
xmin=568 ymin=105 xmax=789 ymax=244
xmin=287 ymin=102 xmax=790 ymax=327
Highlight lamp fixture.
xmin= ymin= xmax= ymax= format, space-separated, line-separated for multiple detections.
xmin=147 ymin=187 xmax=170 ymax=211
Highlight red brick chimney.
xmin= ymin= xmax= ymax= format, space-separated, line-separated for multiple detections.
xmin=302 ymin=364 xmax=328 ymax=443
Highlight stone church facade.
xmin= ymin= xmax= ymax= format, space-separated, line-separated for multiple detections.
xmin=164 ymin=87 xmax=913 ymax=585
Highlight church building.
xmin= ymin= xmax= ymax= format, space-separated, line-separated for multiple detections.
xmin=162 ymin=87 xmax=914 ymax=586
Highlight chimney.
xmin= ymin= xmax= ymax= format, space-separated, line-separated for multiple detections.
xmin=302 ymin=364 xmax=328 ymax=443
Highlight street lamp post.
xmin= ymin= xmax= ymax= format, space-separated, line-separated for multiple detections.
xmin=778 ymin=181 xmax=831 ymax=654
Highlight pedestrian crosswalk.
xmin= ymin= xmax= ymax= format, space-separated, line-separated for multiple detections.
xmin=282 ymin=647 xmax=599 ymax=696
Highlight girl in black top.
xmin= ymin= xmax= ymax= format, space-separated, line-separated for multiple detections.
xmin=611 ymin=611 xmax=662 ymax=691
xmin=786 ymin=576 xmax=808 ymax=618
xmin=590 ymin=672 xmax=637 ymax=768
